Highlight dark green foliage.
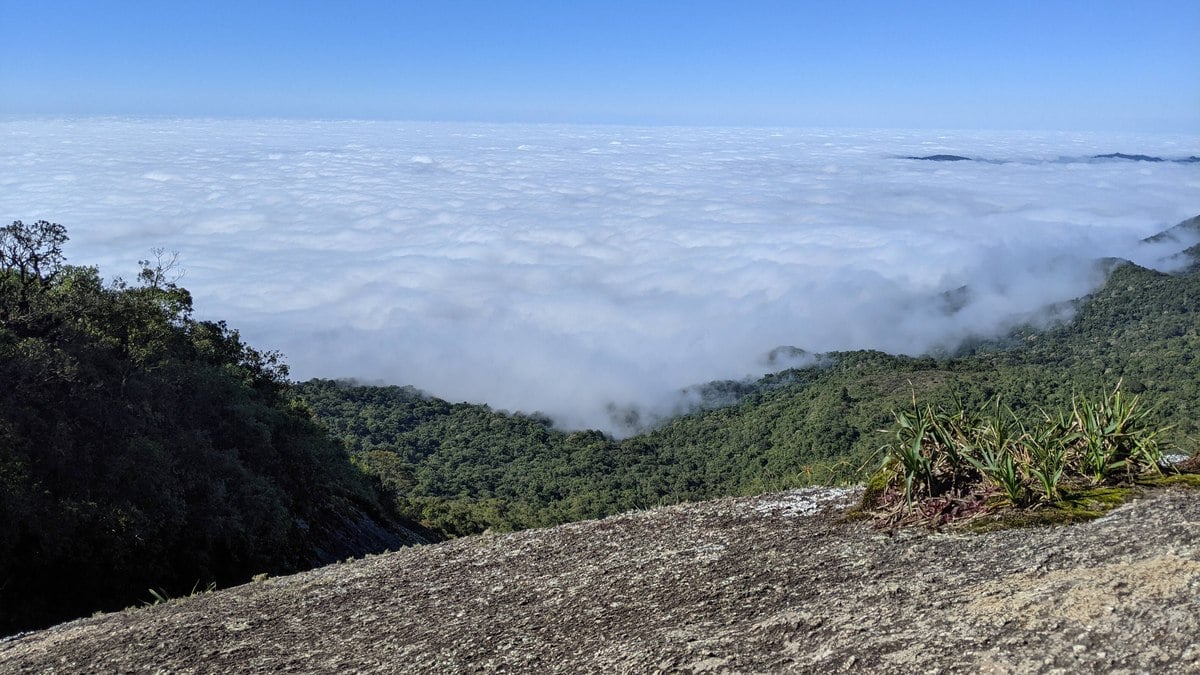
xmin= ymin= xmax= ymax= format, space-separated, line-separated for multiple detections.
xmin=0 ymin=222 xmax=394 ymax=635
xmin=294 ymin=380 xmax=640 ymax=534
xmin=292 ymin=353 xmax=1001 ymax=538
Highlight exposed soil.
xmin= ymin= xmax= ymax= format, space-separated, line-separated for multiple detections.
xmin=4 ymin=486 xmax=1200 ymax=673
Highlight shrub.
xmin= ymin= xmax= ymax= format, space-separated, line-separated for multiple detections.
xmin=866 ymin=383 xmax=1169 ymax=527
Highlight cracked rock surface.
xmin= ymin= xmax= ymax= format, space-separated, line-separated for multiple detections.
xmin=3 ymin=486 xmax=1199 ymax=673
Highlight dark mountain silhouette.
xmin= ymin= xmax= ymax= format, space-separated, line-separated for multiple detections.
xmin=1093 ymin=153 xmax=1165 ymax=162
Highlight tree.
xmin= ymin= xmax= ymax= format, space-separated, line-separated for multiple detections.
xmin=0 ymin=219 xmax=67 ymax=284
xmin=0 ymin=220 xmax=68 ymax=321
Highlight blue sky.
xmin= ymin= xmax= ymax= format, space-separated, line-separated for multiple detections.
xmin=2 ymin=0 xmax=1198 ymax=131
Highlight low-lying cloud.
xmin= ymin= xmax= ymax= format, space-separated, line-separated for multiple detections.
xmin=3 ymin=119 xmax=1199 ymax=433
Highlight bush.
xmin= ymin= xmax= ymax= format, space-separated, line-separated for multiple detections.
xmin=864 ymin=383 xmax=1169 ymax=527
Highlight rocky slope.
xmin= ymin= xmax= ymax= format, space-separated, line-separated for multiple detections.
xmin=3 ymin=487 xmax=1200 ymax=673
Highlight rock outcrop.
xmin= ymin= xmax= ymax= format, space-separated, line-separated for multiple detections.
xmin=3 ymin=487 xmax=1199 ymax=673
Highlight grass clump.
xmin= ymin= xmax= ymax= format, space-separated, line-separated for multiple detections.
xmin=140 ymin=580 xmax=217 ymax=607
xmin=863 ymin=383 xmax=1175 ymax=528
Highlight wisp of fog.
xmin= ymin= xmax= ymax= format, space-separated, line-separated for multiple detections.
xmin=3 ymin=119 xmax=1198 ymax=433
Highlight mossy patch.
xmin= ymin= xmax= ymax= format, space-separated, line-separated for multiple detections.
xmin=947 ymin=474 xmax=1200 ymax=533
xmin=966 ymin=485 xmax=1134 ymax=533
xmin=846 ymin=469 xmax=891 ymax=521
xmin=859 ymin=469 xmax=890 ymax=507
xmin=1137 ymin=472 xmax=1200 ymax=489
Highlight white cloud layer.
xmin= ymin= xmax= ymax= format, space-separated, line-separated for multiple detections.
xmin=3 ymin=119 xmax=1199 ymax=433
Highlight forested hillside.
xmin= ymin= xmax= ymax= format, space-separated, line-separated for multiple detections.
xmin=297 ymin=221 xmax=1200 ymax=539
xmin=0 ymin=221 xmax=429 ymax=635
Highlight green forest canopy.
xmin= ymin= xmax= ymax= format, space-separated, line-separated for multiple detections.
xmin=296 ymin=220 xmax=1200 ymax=538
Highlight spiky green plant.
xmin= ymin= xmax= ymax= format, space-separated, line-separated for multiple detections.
xmin=1069 ymin=384 xmax=1165 ymax=482
xmin=889 ymin=410 xmax=932 ymax=504
xmin=964 ymin=445 xmax=1024 ymax=506
xmin=870 ymin=385 xmax=1172 ymax=527
xmin=1024 ymin=413 xmax=1072 ymax=502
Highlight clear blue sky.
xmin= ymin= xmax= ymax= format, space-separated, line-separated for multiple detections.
xmin=2 ymin=0 xmax=1197 ymax=132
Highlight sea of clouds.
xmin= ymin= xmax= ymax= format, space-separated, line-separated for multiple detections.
xmin=3 ymin=118 xmax=1199 ymax=433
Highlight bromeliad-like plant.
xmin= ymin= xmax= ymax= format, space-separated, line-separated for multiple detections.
xmin=965 ymin=445 xmax=1024 ymax=506
xmin=890 ymin=412 xmax=932 ymax=504
xmin=1023 ymin=413 xmax=1072 ymax=502
xmin=884 ymin=397 xmax=981 ymax=506
xmin=868 ymin=383 xmax=1171 ymax=527
xmin=965 ymin=402 xmax=1025 ymax=505
xmin=1069 ymin=386 xmax=1165 ymax=482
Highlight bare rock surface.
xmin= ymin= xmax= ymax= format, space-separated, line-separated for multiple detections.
xmin=3 ymin=486 xmax=1200 ymax=673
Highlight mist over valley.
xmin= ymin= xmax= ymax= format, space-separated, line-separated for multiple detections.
xmin=4 ymin=119 xmax=1199 ymax=433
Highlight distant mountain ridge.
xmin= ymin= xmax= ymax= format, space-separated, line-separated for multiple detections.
xmin=901 ymin=152 xmax=1200 ymax=164
xmin=1093 ymin=152 xmax=1200 ymax=163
